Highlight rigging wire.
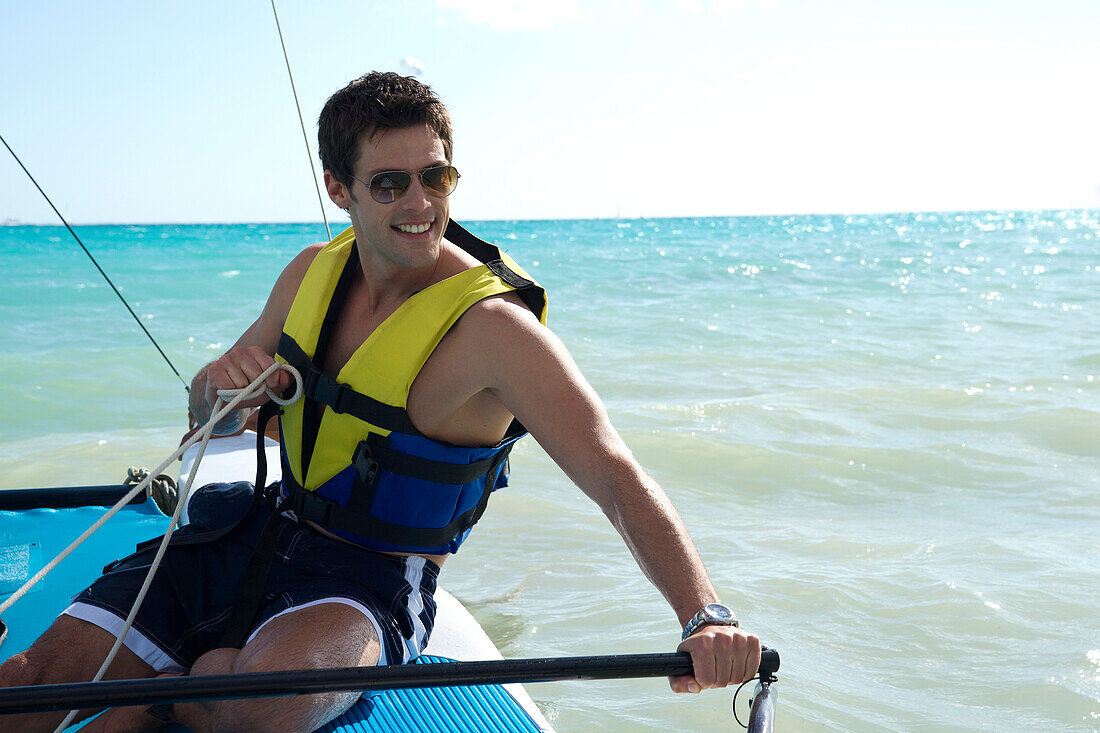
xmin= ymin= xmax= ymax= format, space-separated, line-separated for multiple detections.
xmin=270 ymin=0 xmax=332 ymax=241
xmin=0 ymin=132 xmax=190 ymax=393
xmin=3 ymin=5 xmax=328 ymax=393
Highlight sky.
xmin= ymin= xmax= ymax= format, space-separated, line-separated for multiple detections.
xmin=2 ymin=0 xmax=1099 ymax=224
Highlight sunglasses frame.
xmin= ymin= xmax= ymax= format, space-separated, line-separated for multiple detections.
xmin=350 ymin=165 xmax=460 ymax=204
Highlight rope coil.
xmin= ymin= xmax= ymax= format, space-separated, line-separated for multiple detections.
xmin=124 ymin=466 xmax=180 ymax=516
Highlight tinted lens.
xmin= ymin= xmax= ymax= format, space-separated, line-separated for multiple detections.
xmin=368 ymin=170 xmax=412 ymax=203
xmin=421 ymin=166 xmax=459 ymax=197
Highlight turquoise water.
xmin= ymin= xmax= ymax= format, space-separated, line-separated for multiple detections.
xmin=1 ymin=212 xmax=1098 ymax=731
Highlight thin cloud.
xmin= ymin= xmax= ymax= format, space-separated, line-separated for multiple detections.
xmin=437 ymin=0 xmax=590 ymax=31
xmin=675 ymin=0 xmax=780 ymax=13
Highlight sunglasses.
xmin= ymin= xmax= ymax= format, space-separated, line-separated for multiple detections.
xmin=350 ymin=165 xmax=460 ymax=204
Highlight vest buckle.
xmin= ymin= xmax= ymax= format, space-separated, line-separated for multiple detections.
xmin=353 ymin=441 xmax=381 ymax=488
xmin=302 ymin=366 xmax=321 ymax=399
xmin=285 ymin=484 xmax=337 ymax=527
xmin=304 ymin=368 xmax=349 ymax=415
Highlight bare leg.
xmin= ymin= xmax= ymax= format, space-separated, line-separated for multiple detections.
xmin=173 ymin=602 xmax=382 ymax=733
xmin=77 ymin=671 xmax=181 ymax=733
xmin=0 ymin=614 xmax=157 ymax=732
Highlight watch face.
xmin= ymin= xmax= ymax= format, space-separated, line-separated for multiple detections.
xmin=706 ymin=603 xmax=733 ymax=621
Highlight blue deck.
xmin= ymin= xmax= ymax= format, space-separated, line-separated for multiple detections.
xmin=0 ymin=501 xmax=543 ymax=732
xmin=321 ymin=656 xmax=541 ymax=733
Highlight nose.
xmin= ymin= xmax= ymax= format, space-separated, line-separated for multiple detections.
xmin=400 ymin=173 xmax=431 ymax=211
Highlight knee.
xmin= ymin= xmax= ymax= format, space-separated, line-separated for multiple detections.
xmin=0 ymin=653 xmax=42 ymax=688
xmin=202 ymin=665 xmax=357 ymax=733
xmin=190 ymin=646 xmax=240 ymax=677
xmin=205 ymin=696 xmax=349 ymax=733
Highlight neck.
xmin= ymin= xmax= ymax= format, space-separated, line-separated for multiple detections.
xmin=350 ymin=232 xmax=445 ymax=312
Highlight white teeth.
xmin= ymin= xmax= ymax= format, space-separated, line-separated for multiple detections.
xmin=396 ymin=222 xmax=431 ymax=234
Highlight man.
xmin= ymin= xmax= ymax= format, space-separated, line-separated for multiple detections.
xmin=0 ymin=72 xmax=759 ymax=732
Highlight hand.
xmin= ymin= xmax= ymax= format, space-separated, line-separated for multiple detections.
xmin=78 ymin=673 xmax=181 ymax=732
xmin=670 ymin=625 xmax=761 ymax=694
xmin=204 ymin=345 xmax=291 ymax=411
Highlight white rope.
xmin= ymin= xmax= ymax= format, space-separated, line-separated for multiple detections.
xmin=27 ymin=363 xmax=302 ymax=733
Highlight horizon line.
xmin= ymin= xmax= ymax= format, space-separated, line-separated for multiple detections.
xmin=3 ymin=205 xmax=1098 ymax=228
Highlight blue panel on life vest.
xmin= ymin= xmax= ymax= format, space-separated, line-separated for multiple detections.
xmin=310 ymin=430 xmax=522 ymax=554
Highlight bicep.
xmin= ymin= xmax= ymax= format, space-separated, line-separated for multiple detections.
xmin=484 ymin=311 xmax=641 ymax=510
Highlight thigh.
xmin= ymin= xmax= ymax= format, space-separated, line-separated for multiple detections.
xmin=0 ymin=615 xmax=156 ymax=733
xmin=70 ymin=503 xmax=272 ymax=671
xmin=69 ymin=538 xmax=237 ymax=672
xmin=8 ymin=613 xmax=156 ymax=684
xmin=241 ymin=601 xmax=381 ymax=672
xmin=175 ymin=603 xmax=382 ymax=733
xmin=264 ymin=524 xmax=440 ymax=666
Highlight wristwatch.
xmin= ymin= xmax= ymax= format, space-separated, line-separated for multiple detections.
xmin=681 ymin=602 xmax=738 ymax=640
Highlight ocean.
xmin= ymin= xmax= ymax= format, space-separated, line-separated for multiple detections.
xmin=1 ymin=211 xmax=1098 ymax=731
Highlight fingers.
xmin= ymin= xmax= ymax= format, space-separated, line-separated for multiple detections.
xmin=269 ymin=368 xmax=292 ymax=392
xmin=206 ymin=346 xmax=284 ymax=409
xmin=669 ymin=626 xmax=760 ymax=694
xmin=668 ymin=673 xmax=701 ymax=694
xmin=744 ymin=640 xmax=762 ymax=684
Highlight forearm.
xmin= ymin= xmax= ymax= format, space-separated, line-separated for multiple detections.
xmin=189 ymin=363 xmax=214 ymax=425
xmin=602 ymin=467 xmax=765 ymax=690
xmin=188 ymin=362 xmax=247 ymax=434
xmin=602 ymin=466 xmax=721 ymax=625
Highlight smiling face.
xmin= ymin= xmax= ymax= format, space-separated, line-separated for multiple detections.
xmin=326 ymin=124 xmax=451 ymax=274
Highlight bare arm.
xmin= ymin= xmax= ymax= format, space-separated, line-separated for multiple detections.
xmin=189 ymin=244 xmax=323 ymax=424
xmin=465 ymin=299 xmax=760 ymax=691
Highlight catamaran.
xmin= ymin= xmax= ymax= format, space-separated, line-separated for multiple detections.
xmin=0 ymin=6 xmax=779 ymax=726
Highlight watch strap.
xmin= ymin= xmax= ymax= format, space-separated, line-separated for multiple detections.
xmin=681 ymin=603 xmax=739 ymax=640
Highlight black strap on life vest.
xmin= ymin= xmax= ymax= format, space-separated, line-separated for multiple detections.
xmin=215 ymin=493 xmax=291 ymax=649
xmin=209 ymin=399 xmax=295 ymax=649
xmin=277 ymin=334 xmax=422 ymax=435
xmin=252 ymin=400 xmax=280 ymax=492
xmin=298 ymin=244 xmax=361 ymax=472
xmin=443 ymin=220 xmax=547 ymax=319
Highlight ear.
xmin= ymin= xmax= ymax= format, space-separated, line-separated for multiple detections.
xmin=324 ymin=170 xmax=352 ymax=208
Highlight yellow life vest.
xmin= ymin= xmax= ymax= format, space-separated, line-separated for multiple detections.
xmin=273 ymin=221 xmax=547 ymax=554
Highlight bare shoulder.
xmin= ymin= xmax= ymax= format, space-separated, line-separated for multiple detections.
xmin=266 ymin=243 xmax=325 ymax=310
xmin=233 ymin=242 xmax=327 ymax=354
xmin=280 ymin=242 xmax=326 ymax=286
xmin=464 ymin=290 xmax=541 ymax=326
xmin=447 ymin=292 xmax=583 ymax=398
xmin=453 ymin=291 xmax=554 ymax=354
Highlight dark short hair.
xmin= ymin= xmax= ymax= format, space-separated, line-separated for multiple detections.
xmin=318 ymin=71 xmax=453 ymax=189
